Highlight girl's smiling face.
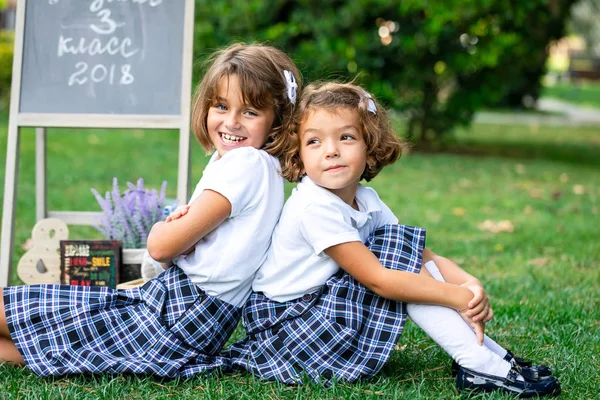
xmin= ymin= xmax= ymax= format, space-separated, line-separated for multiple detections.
xmin=207 ymin=74 xmax=275 ymax=158
xmin=299 ymin=107 xmax=368 ymax=206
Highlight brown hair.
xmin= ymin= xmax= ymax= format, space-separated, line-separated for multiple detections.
xmin=191 ymin=43 xmax=302 ymax=160
xmin=281 ymin=81 xmax=403 ymax=182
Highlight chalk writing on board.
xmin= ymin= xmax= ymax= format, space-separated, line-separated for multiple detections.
xmin=20 ymin=0 xmax=184 ymax=114
xmin=52 ymin=2 xmax=165 ymax=87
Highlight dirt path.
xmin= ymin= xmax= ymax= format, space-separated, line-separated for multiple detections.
xmin=474 ymin=97 xmax=600 ymax=126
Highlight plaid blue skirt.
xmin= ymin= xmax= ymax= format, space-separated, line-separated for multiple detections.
xmin=3 ymin=266 xmax=241 ymax=378
xmin=227 ymin=224 xmax=426 ymax=385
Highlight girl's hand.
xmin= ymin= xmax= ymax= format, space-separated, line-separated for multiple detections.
xmin=459 ymin=308 xmax=485 ymax=345
xmin=461 ymin=279 xmax=494 ymax=323
xmin=165 ymin=205 xmax=190 ymax=222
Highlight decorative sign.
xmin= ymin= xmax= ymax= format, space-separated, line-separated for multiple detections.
xmin=17 ymin=218 xmax=69 ymax=285
xmin=60 ymin=240 xmax=121 ymax=288
xmin=19 ymin=0 xmax=186 ymax=115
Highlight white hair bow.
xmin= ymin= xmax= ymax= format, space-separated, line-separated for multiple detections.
xmin=283 ymin=70 xmax=297 ymax=104
xmin=362 ymin=92 xmax=377 ymax=115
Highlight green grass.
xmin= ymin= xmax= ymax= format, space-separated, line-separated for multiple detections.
xmin=542 ymin=81 xmax=600 ymax=109
xmin=444 ymin=123 xmax=600 ymax=167
xmin=0 ymin=115 xmax=599 ymax=398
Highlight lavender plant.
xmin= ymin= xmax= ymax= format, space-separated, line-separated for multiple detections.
xmin=91 ymin=178 xmax=168 ymax=249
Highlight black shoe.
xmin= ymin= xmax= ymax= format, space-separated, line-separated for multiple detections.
xmin=456 ymin=365 xmax=561 ymax=398
xmin=504 ymin=349 xmax=553 ymax=378
xmin=451 ymin=350 xmax=553 ymax=378
xmin=505 ymin=349 xmax=533 ymax=367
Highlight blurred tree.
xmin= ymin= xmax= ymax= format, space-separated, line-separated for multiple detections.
xmin=568 ymin=0 xmax=600 ymax=56
xmin=194 ymin=0 xmax=576 ymax=143
xmin=0 ymin=30 xmax=13 ymax=110
xmin=488 ymin=0 xmax=577 ymax=108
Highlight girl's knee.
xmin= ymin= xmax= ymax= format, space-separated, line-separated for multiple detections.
xmin=0 ymin=336 xmax=24 ymax=365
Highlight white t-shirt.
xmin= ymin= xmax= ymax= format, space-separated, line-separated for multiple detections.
xmin=176 ymin=147 xmax=284 ymax=307
xmin=253 ymin=176 xmax=397 ymax=302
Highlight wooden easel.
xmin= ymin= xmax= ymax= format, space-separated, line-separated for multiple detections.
xmin=0 ymin=0 xmax=196 ymax=286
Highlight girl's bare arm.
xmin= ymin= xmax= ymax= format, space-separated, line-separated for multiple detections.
xmin=423 ymin=247 xmax=493 ymax=323
xmin=147 ymin=190 xmax=231 ymax=262
xmin=325 ymin=241 xmax=474 ymax=311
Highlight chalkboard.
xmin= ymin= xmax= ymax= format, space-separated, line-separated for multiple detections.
xmin=19 ymin=0 xmax=185 ymax=115
xmin=60 ymin=240 xmax=121 ymax=288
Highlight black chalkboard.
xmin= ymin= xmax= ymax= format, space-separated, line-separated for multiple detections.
xmin=19 ymin=0 xmax=185 ymax=115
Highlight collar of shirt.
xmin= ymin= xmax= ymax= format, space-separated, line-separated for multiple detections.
xmin=299 ymin=176 xmax=382 ymax=229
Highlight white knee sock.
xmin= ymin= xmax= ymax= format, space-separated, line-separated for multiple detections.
xmin=423 ymin=261 xmax=508 ymax=360
xmin=404 ymin=261 xmax=513 ymax=377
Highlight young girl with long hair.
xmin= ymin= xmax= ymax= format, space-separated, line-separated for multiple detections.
xmin=0 ymin=43 xmax=301 ymax=378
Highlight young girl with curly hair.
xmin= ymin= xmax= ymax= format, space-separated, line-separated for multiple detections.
xmin=226 ymin=81 xmax=560 ymax=397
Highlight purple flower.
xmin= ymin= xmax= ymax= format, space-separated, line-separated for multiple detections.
xmin=91 ymin=178 xmax=170 ymax=248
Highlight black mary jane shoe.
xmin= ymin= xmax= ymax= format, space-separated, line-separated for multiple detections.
xmin=451 ymin=350 xmax=553 ymax=378
xmin=505 ymin=349 xmax=553 ymax=377
xmin=456 ymin=365 xmax=561 ymax=398
xmin=505 ymin=349 xmax=534 ymax=367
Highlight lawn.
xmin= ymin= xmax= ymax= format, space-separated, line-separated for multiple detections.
xmin=0 ymin=115 xmax=599 ymax=399
xmin=542 ymin=80 xmax=600 ymax=109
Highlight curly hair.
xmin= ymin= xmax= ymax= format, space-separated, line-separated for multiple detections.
xmin=191 ymin=43 xmax=302 ymax=160
xmin=280 ymin=81 xmax=403 ymax=182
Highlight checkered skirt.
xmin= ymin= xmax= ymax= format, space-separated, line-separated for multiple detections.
xmin=227 ymin=224 xmax=426 ymax=385
xmin=3 ymin=266 xmax=241 ymax=378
